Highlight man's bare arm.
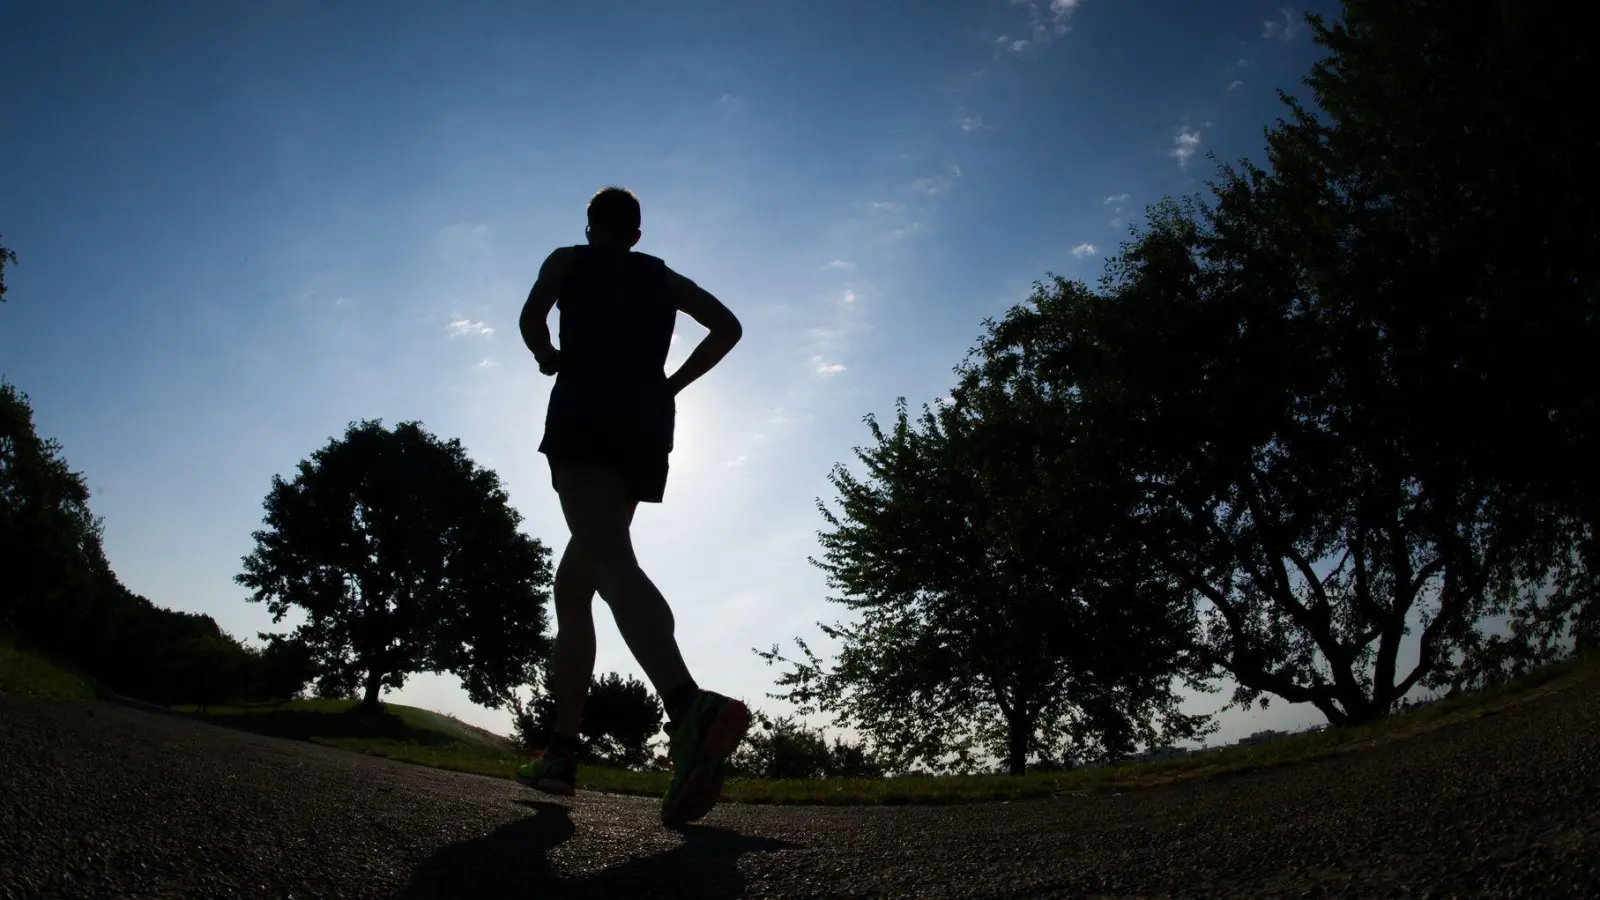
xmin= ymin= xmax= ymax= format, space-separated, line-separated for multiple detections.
xmin=519 ymin=247 xmax=573 ymax=374
xmin=665 ymin=268 xmax=742 ymax=396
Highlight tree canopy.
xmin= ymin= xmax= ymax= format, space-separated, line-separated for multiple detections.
xmin=237 ymin=419 xmax=553 ymax=710
xmin=762 ymin=0 xmax=1598 ymax=764
xmin=760 ymin=374 xmax=1211 ymax=775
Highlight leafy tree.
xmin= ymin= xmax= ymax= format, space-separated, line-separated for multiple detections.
xmin=581 ymin=672 xmax=663 ymax=769
xmin=256 ymin=632 xmax=319 ymax=703
xmin=512 ymin=671 xmax=663 ymax=769
xmin=0 ymin=380 xmax=109 ymax=649
xmin=1255 ymin=0 xmax=1600 ymax=674
xmin=0 ymin=234 xmax=15 ymax=303
xmin=167 ymin=629 xmax=256 ymax=712
xmin=910 ymin=0 xmax=1599 ymax=731
xmin=976 ymin=194 xmax=1526 ymax=726
xmin=238 ymin=419 xmax=553 ymax=710
xmin=511 ymin=683 xmax=557 ymax=752
xmin=760 ymin=364 xmax=1210 ymax=775
xmin=313 ymin=669 xmax=360 ymax=702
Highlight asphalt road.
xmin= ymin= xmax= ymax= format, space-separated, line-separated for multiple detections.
xmin=1 ymin=678 xmax=1596 ymax=900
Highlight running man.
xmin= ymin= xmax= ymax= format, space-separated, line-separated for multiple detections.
xmin=514 ymin=186 xmax=751 ymax=827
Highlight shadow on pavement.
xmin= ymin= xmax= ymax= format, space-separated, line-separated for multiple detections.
xmin=400 ymin=799 xmax=798 ymax=899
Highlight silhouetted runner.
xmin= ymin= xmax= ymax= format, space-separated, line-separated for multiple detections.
xmin=514 ymin=186 xmax=750 ymax=827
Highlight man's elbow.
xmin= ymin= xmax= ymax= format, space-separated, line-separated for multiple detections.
xmin=719 ymin=317 xmax=744 ymax=346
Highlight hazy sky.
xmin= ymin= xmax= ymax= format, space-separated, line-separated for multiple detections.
xmin=2 ymin=0 xmax=1344 ymax=748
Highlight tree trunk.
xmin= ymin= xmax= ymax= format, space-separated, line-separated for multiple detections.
xmin=1005 ymin=710 xmax=1031 ymax=776
xmin=360 ymin=671 xmax=384 ymax=710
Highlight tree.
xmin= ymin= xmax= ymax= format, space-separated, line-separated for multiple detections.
xmin=0 ymin=380 xmax=108 ymax=649
xmin=760 ymin=362 xmax=1211 ymax=775
xmin=511 ymin=671 xmax=663 ymax=770
xmin=581 ymin=672 xmax=663 ymax=769
xmin=920 ymin=0 xmax=1600 ymax=730
xmin=237 ymin=419 xmax=553 ymax=711
xmin=0 ymin=234 xmax=15 ymax=303
xmin=256 ymin=633 xmax=319 ymax=703
xmin=981 ymin=194 xmax=1521 ymax=726
xmin=1255 ymin=0 xmax=1600 ymax=675
xmin=728 ymin=712 xmax=885 ymax=780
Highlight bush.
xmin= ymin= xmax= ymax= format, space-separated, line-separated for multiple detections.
xmin=729 ymin=713 xmax=884 ymax=780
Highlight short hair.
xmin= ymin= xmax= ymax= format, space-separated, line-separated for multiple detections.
xmin=587 ymin=186 xmax=641 ymax=233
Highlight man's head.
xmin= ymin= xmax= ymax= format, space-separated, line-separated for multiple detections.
xmin=586 ymin=186 xmax=642 ymax=248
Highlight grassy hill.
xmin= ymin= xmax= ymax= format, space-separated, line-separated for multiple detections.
xmin=0 ymin=637 xmax=99 ymax=701
xmin=9 ymin=636 xmax=1597 ymax=806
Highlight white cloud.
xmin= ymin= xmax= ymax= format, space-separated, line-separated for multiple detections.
xmin=333 ymin=296 xmax=353 ymax=307
xmin=869 ymin=200 xmax=904 ymax=213
xmin=951 ymin=163 xmax=964 ymax=178
xmin=725 ymin=455 xmax=748 ymax=468
xmin=999 ymin=0 xmax=1081 ymax=52
xmin=839 ymin=289 xmax=858 ymax=306
xmin=808 ymin=326 xmax=845 ymax=342
xmin=1169 ymin=126 xmax=1204 ymax=168
xmin=448 ymin=318 xmax=494 ymax=338
xmin=476 ymin=357 xmax=496 ymax=369
xmin=1228 ymin=79 xmax=1245 ymax=91
xmin=1263 ymin=8 xmax=1301 ymax=41
xmin=1071 ymin=242 xmax=1098 ymax=258
xmin=1103 ymin=193 xmax=1129 ymax=204
xmin=884 ymin=222 xmax=925 ymax=241
xmin=1109 ymin=216 xmax=1125 ymax=229
xmin=1237 ymin=58 xmax=1252 ymax=67
xmin=958 ymin=115 xmax=985 ymax=133
xmin=717 ymin=93 xmax=743 ymax=113
xmin=811 ymin=357 xmax=847 ymax=376
xmin=825 ymin=259 xmax=855 ymax=271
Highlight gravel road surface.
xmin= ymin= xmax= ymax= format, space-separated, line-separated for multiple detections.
xmin=2 ymin=678 xmax=1596 ymax=899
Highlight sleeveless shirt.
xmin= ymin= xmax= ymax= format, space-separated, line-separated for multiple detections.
xmin=545 ymin=245 xmax=677 ymax=453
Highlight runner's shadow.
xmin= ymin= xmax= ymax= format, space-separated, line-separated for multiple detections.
xmin=399 ymin=799 xmax=798 ymax=900
xmin=400 ymin=800 xmax=572 ymax=899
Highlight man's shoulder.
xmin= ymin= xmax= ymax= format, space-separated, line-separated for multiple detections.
xmin=628 ymin=250 xmax=667 ymax=268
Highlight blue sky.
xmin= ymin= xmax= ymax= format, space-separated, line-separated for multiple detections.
xmin=2 ymin=0 xmax=1342 ymax=748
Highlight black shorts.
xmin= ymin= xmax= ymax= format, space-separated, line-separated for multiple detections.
xmin=539 ymin=436 xmax=670 ymax=504
xmin=538 ymin=384 xmax=674 ymax=504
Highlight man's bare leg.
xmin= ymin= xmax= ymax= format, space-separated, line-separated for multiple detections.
xmin=551 ymin=462 xmax=695 ymax=714
xmin=548 ymin=505 xmax=636 ymax=741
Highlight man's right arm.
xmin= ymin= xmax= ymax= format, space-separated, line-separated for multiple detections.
xmin=664 ymin=267 xmax=742 ymax=396
xmin=519 ymin=247 xmax=573 ymax=374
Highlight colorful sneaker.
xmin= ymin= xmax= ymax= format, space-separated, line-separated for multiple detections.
xmin=661 ymin=690 xmax=751 ymax=827
xmin=515 ymin=745 xmax=578 ymax=796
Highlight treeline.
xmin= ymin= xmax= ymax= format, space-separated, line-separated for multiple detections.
xmin=510 ymin=670 xmax=884 ymax=779
xmin=0 ymin=381 xmax=317 ymax=706
xmin=760 ymin=0 xmax=1599 ymax=775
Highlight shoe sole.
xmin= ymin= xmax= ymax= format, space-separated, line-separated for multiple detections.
xmin=515 ymin=772 xmax=576 ymax=797
xmin=662 ymin=699 xmax=751 ymax=827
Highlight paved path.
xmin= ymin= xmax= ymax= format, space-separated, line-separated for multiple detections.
xmin=2 ymin=678 xmax=1596 ymax=899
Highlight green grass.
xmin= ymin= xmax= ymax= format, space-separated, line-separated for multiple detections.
xmin=167 ymin=651 xmax=1599 ymax=807
xmin=0 ymin=637 xmax=99 ymax=701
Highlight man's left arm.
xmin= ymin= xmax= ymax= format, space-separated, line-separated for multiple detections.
xmin=519 ymin=247 xmax=573 ymax=374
